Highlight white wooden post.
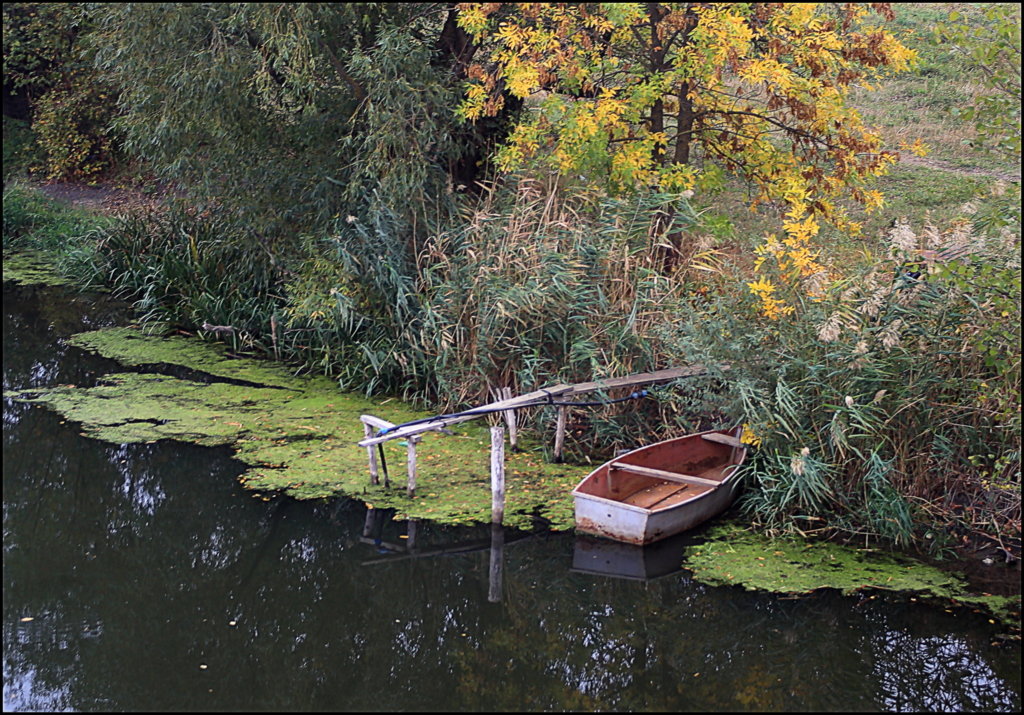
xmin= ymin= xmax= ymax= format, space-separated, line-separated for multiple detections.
xmin=490 ymin=425 xmax=505 ymax=524
xmin=360 ymin=415 xmax=396 ymax=486
xmin=553 ymin=405 xmax=567 ymax=463
xmin=363 ymin=422 xmax=379 ymax=485
xmin=500 ymin=386 xmax=518 ymax=450
xmin=407 ymin=435 xmax=420 ymax=498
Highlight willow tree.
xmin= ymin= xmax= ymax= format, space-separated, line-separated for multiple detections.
xmin=455 ymin=3 xmax=918 ymax=315
xmin=88 ymin=3 xmax=518 ymax=238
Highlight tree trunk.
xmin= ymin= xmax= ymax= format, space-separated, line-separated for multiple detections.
xmin=434 ymin=4 xmax=523 ymax=191
xmin=674 ymin=81 xmax=694 ymax=166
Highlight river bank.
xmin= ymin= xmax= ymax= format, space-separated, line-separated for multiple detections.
xmin=3 ymin=258 xmax=1020 ymax=629
xmin=3 ymin=271 xmax=1021 ymax=712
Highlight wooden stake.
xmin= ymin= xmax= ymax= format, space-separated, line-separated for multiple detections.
xmin=553 ymin=405 xmax=567 ymax=463
xmin=406 ymin=519 xmax=418 ymax=551
xmin=490 ymin=425 xmax=505 ymax=524
xmin=360 ymin=415 xmax=395 ymax=485
xmin=500 ymin=386 xmax=518 ymax=450
xmin=363 ymin=422 xmax=379 ymax=485
xmin=407 ymin=435 xmax=420 ymax=498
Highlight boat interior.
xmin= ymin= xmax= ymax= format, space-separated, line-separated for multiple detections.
xmin=574 ymin=433 xmax=743 ymax=512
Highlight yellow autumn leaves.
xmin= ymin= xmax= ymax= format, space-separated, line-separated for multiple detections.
xmin=456 ymin=3 xmax=919 ymax=318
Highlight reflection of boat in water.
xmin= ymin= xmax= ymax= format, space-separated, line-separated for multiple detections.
xmin=572 ymin=427 xmax=747 ymax=545
xmin=571 ymin=530 xmax=702 ymax=581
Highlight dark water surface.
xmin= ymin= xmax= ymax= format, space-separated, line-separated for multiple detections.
xmin=3 ymin=281 xmax=1021 ymax=712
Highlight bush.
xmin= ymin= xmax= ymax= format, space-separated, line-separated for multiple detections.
xmin=662 ymin=212 xmax=1021 ymax=548
xmin=2 ymin=3 xmax=118 ymax=179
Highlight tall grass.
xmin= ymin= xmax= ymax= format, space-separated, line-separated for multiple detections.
xmin=86 ymin=208 xmax=287 ymax=355
xmin=663 ymin=206 xmax=1021 ymax=548
xmin=2 ymin=182 xmax=111 ymax=285
xmin=279 ymin=176 xmax=728 ymax=455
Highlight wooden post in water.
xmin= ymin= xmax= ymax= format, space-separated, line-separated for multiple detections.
xmin=553 ymin=405 xmax=567 ymax=463
xmin=407 ymin=435 xmax=420 ymax=498
xmin=490 ymin=425 xmax=505 ymax=524
xmin=406 ymin=519 xmax=418 ymax=551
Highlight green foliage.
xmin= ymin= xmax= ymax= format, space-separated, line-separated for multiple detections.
xmin=2 ymin=3 xmax=118 ymax=179
xmin=2 ymin=183 xmax=112 ymax=286
xmin=2 ymin=117 xmax=38 ymax=179
xmin=3 ymin=182 xmax=105 ymax=248
xmin=934 ymin=4 xmax=1022 ymax=160
xmin=660 ymin=213 xmax=1021 ymax=547
xmin=87 ymin=209 xmax=286 ymax=351
xmin=31 ymin=75 xmax=117 ymax=180
xmin=89 ymin=3 xmax=462 ymax=237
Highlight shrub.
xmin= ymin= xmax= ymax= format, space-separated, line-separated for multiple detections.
xmin=2 ymin=3 xmax=119 ymax=179
xmin=661 ymin=212 xmax=1021 ymax=548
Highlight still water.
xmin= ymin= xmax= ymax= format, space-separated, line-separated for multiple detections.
xmin=3 ymin=280 xmax=1021 ymax=712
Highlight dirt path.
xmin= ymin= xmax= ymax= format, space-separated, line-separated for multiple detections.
xmin=34 ymin=180 xmax=169 ymax=214
xmin=898 ymin=154 xmax=1021 ymax=183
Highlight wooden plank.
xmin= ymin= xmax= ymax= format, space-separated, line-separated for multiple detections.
xmin=621 ymin=482 xmax=689 ymax=509
xmin=357 ymin=363 xmax=730 ymax=448
xmin=357 ymin=384 xmax=574 ymax=447
xmin=610 ymin=462 xmax=721 ymax=488
xmin=645 ymin=483 xmax=695 ymax=510
xmin=701 ymin=432 xmax=747 ymax=449
xmin=565 ymin=365 xmax=727 ymax=396
xmin=360 ymin=414 xmax=396 ymax=431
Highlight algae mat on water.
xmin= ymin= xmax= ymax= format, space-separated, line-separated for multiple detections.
xmin=7 ymin=326 xmax=589 ymax=530
xmin=685 ymin=523 xmax=1021 ymax=624
xmin=3 ymin=250 xmax=78 ymax=287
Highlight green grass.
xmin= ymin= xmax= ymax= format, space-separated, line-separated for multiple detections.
xmin=2 ymin=182 xmax=112 ymax=250
xmin=697 ymin=2 xmax=1018 ymax=258
xmin=2 ymin=116 xmax=39 ymax=181
xmin=849 ymin=3 xmax=1019 ymax=173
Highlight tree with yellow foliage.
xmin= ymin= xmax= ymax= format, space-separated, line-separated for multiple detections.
xmin=456 ymin=3 xmax=919 ymax=314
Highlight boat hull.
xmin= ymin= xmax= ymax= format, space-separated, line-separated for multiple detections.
xmin=571 ymin=427 xmax=746 ymax=545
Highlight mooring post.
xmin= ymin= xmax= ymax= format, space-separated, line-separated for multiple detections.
xmin=406 ymin=518 xmax=418 ymax=551
xmin=407 ymin=435 xmax=420 ymax=498
xmin=360 ymin=415 xmax=395 ymax=486
xmin=553 ymin=405 xmax=567 ymax=463
xmin=500 ymin=386 xmax=518 ymax=450
xmin=490 ymin=424 xmax=505 ymax=524
xmin=362 ymin=505 xmax=378 ymax=538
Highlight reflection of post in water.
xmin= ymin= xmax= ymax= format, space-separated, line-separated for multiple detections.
xmin=359 ymin=509 xmax=531 ymax=596
xmin=360 ymin=507 xmax=419 ymax=555
xmin=488 ymin=523 xmax=504 ymax=603
xmin=362 ymin=506 xmax=380 ymax=540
